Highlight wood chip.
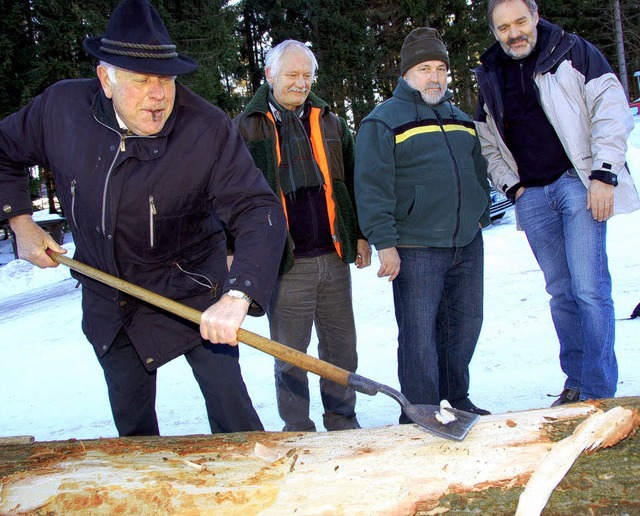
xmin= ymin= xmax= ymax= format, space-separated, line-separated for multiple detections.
xmin=515 ymin=406 xmax=637 ymax=516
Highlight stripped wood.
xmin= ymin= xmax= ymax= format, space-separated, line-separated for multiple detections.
xmin=1 ymin=398 xmax=638 ymax=515
xmin=515 ymin=406 xmax=639 ymax=516
xmin=0 ymin=436 xmax=34 ymax=447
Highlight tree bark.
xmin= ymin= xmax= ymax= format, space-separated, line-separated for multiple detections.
xmin=612 ymin=0 xmax=629 ymax=99
xmin=1 ymin=397 xmax=638 ymax=515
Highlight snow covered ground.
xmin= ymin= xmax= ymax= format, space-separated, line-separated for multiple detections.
xmin=1 ymin=117 xmax=639 ymax=443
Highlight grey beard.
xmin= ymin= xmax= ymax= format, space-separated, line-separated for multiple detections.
xmin=420 ymin=90 xmax=446 ymax=106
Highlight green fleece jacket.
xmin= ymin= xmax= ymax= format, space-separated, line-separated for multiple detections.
xmin=234 ymin=83 xmax=361 ymax=273
xmin=355 ymin=77 xmax=491 ymax=250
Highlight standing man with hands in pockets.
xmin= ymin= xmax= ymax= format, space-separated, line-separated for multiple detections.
xmin=355 ymin=28 xmax=492 ymax=420
xmin=474 ymin=0 xmax=640 ymax=405
xmin=0 ymin=0 xmax=286 ymax=436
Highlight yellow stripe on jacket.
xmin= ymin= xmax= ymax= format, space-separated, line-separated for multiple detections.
xmin=396 ymin=123 xmax=477 ymax=144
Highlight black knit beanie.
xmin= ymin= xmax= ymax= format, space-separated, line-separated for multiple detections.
xmin=401 ymin=27 xmax=450 ymax=75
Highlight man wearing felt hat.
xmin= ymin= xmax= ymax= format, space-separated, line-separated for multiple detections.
xmin=0 ymin=0 xmax=286 ymax=436
xmin=355 ymin=27 xmax=492 ymax=418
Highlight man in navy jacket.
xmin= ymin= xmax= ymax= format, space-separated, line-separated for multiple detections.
xmin=0 ymin=0 xmax=286 ymax=436
xmin=474 ymin=0 xmax=639 ymax=405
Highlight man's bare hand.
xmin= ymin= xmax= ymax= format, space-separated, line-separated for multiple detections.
xmin=587 ymin=180 xmax=614 ymax=222
xmin=9 ymin=214 xmax=66 ymax=268
xmin=354 ymin=239 xmax=372 ymax=269
xmin=377 ymin=247 xmax=400 ymax=281
xmin=200 ymin=294 xmax=250 ymax=346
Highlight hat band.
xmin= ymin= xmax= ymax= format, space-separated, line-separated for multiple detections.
xmin=100 ymin=38 xmax=178 ymax=59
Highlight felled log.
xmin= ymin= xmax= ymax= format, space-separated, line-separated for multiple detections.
xmin=1 ymin=397 xmax=638 ymax=515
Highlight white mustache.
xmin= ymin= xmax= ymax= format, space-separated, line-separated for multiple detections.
xmin=289 ymin=87 xmax=309 ymax=93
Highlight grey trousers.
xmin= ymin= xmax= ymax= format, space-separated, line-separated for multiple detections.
xmin=268 ymin=252 xmax=359 ymax=431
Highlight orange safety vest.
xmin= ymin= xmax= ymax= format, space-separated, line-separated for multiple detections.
xmin=266 ymin=108 xmax=343 ymax=258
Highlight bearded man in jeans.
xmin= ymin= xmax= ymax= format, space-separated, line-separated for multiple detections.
xmin=356 ymin=28 xmax=492 ymax=418
xmin=474 ymin=0 xmax=640 ymax=405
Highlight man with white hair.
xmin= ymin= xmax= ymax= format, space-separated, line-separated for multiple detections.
xmin=0 ymin=0 xmax=286 ymax=436
xmin=235 ymin=40 xmax=371 ymax=431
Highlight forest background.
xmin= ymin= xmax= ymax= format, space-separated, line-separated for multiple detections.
xmin=1 ymin=0 xmax=639 ymax=132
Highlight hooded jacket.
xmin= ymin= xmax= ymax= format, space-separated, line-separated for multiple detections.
xmin=0 ymin=78 xmax=286 ymax=369
xmin=355 ymin=77 xmax=491 ymax=250
xmin=474 ymin=18 xmax=640 ymax=215
xmin=234 ymin=83 xmax=360 ymax=274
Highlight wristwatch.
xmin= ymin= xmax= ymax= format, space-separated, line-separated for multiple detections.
xmin=225 ymin=289 xmax=252 ymax=304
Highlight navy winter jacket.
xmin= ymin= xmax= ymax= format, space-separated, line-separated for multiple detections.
xmin=474 ymin=19 xmax=639 ymax=215
xmin=0 ymin=79 xmax=286 ymax=369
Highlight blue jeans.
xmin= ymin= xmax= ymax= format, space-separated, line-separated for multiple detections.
xmin=268 ymin=252 xmax=358 ymax=431
xmin=393 ymin=231 xmax=484 ymax=417
xmin=515 ymin=170 xmax=616 ymax=399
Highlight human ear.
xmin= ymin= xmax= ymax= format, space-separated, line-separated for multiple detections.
xmin=96 ymin=66 xmax=114 ymax=99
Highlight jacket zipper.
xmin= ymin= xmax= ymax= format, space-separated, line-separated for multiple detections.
xmin=100 ymin=135 xmax=126 ymax=234
xmin=91 ymin=114 xmax=159 ymax=240
xmin=433 ymin=110 xmax=462 ymax=246
xmin=320 ymin=126 xmax=341 ymax=249
xmin=70 ymin=179 xmax=78 ymax=228
xmin=92 ymin=117 xmax=130 ymax=236
xmin=149 ymin=195 xmax=156 ymax=248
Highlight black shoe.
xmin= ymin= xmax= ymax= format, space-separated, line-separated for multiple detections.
xmin=323 ymin=414 xmax=361 ymax=431
xmin=550 ymin=388 xmax=581 ymax=407
xmin=451 ymin=399 xmax=491 ymax=416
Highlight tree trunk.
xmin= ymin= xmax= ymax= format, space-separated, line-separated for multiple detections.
xmin=1 ymin=397 xmax=639 ymax=515
xmin=612 ymin=0 xmax=629 ymax=99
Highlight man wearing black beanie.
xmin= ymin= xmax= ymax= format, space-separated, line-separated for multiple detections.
xmin=355 ymin=28 xmax=492 ymax=418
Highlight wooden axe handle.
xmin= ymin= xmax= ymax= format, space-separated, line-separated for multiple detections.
xmin=48 ymin=251 xmax=351 ymax=387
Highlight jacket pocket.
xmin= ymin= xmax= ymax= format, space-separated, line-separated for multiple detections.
xmin=142 ymin=189 xmax=210 ymax=261
xmin=401 ymin=185 xmax=426 ymax=228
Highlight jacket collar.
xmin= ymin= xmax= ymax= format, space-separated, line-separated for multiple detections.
xmin=393 ymin=76 xmax=454 ymax=107
xmin=478 ymin=18 xmax=567 ymax=73
xmin=91 ymin=81 xmax=178 ymax=137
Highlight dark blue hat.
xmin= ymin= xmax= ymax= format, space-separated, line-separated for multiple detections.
xmin=83 ymin=0 xmax=198 ymax=76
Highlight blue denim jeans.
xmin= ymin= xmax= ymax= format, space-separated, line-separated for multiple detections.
xmin=268 ymin=252 xmax=358 ymax=431
xmin=393 ymin=231 xmax=484 ymax=418
xmin=515 ymin=170 xmax=617 ymax=399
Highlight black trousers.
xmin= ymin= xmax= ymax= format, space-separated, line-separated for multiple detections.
xmin=98 ymin=330 xmax=263 ymax=436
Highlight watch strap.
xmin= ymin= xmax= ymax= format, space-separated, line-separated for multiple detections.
xmin=225 ymin=289 xmax=252 ymax=303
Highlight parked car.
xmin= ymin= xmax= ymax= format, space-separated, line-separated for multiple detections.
xmin=490 ymin=187 xmax=513 ymax=220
